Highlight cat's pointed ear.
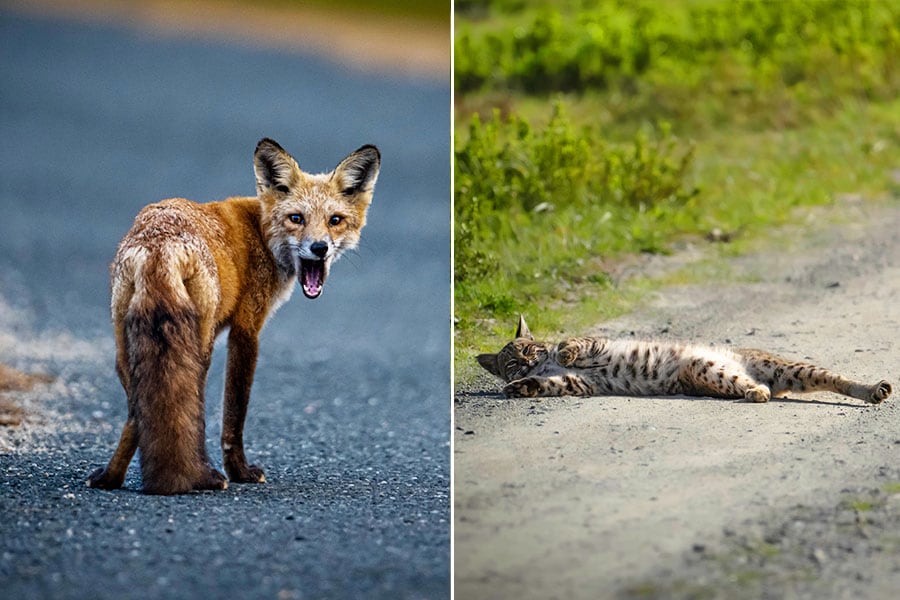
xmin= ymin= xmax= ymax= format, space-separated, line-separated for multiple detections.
xmin=333 ymin=144 xmax=380 ymax=197
xmin=516 ymin=314 xmax=533 ymax=341
xmin=476 ymin=353 xmax=503 ymax=379
xmin=254 ymin=138 xmax=300 ymax=196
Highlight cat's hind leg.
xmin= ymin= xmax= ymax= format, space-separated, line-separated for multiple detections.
xmin=504 ymin=374 xmax=593 ymax=398
xmin=742 ymin=385 xmax=772 ymax=403
xmin=683 ymin=355 xmax=771 ymax=402
xmin=738 ymin=349 xmax=891 ymax=404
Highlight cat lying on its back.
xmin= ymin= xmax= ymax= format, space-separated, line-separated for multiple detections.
xmin=477 ymin=315 xmax=892 ymax=404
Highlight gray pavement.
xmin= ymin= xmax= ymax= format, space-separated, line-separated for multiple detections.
xmin=0 ymin=11 xmax=449 ymax=600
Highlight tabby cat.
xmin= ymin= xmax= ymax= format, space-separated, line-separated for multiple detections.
xmin=477 ymin=316 xmax=892 ymax=403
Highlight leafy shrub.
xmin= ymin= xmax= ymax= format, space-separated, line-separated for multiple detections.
xmin=454 ymin=0 xmax=900 ymax=366
xmin=455 ymin=103 xmax=696 ymax=307
xmin=455 ymin=0 xmax=900 ymax=127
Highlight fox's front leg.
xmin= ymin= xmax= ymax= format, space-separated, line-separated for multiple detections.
xmin=504 ymin=374 xmax=593 ymax=398
xmin=221 ymin=327 xmax=266 ymax=484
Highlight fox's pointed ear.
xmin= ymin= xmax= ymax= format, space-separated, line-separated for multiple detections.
xmin=254 ymin=138 xmax=300 ymax=195
xmin=515 ymin=314 xmax=533 ymax=341
xmin=333 ymin=145 xmax=380 ymax=197
xmin=476 ymin=353 xmax=503 ymax=379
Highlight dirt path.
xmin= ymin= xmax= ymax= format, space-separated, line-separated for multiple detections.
xmin=454 ymin=201 xmax=900 ymax=599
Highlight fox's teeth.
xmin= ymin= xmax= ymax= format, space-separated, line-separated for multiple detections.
xmin=299 ymin=259 xmax=325 ymax=299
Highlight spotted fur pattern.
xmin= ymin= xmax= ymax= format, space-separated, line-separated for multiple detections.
xmin=477 ymin=316 xmax=892 ymax=404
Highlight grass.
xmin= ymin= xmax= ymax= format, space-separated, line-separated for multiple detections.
xmin=847 ymin=499 xmax=875 ymax=513
xmin=454 ymin=0 xmax=900 ymax=379
xmin=456 ymin=97 xmax=900 ymax=372
xmin=244 ymin=0 xmax=448 ymax=22
xmin=455 ymin=0 xmax=900 ymax=117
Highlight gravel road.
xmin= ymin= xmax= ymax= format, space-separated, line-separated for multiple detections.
xmin=455 ymin=200 xmax=900 ymax=599
xmin=0 ymin=11 xmax=449 ymax=600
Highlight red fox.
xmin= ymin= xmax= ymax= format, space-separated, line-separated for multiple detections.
xmin=86 ymin=138 xmax=380 ymax=494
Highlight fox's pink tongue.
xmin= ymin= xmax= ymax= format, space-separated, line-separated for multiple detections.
xmin=300 ymin=260 xmax=324 ymax=298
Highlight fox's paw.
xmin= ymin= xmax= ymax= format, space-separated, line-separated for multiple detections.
xmin=194 ymin=467 xmax=228 ymax=491
xmin=226 ymin=463 xmax=266 ymax=484
xmin=503 ymin=377 xmax=544 ymax=398
xmin=744 ymin=385 xmax=771 ymax=403
xmin=867 ymin=380 xmax=892 ymax=404
xmin=86 ymin=466 xmax=125 ymax=490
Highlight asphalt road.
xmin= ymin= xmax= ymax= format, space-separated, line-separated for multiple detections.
xmin=0 ymin=11 xmax=449 ymax=600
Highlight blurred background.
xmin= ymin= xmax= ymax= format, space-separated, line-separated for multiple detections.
xmin=454 ymin=0 xmax=900 ymax=374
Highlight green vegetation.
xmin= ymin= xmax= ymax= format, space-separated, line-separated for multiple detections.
xmin=455 ymin=0 xmax=900 ymax=371
xmin=456 ymin=0 xmax=899 ymax=131
xmin=255 ymin=0 xmax=448 ymax=22
xmin=456 ymin=103 xmax=695 ymax=301
xmin=845 ymin=498 xmax=875 ymax=513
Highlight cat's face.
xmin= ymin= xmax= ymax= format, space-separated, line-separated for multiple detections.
xmin=477 ymin=339 xmax=551 ymax=382
xmin=476 ymin=315 xmax=550 ymax=382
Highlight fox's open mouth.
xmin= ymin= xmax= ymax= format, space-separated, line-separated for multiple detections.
xmin=299 ymin=259 xmax=326 ymax=299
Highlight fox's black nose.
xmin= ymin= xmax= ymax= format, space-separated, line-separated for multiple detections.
xmin=310 ymin=241 xmax=328 ymax=259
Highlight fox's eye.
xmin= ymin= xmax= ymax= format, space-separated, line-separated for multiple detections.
xmin=275 ymin=184 xmax=290 ymax=194
xmin=329 ymin=215 xmax=343 ymax=226
xmin=289 ymin=214 xmax=304 ymax=225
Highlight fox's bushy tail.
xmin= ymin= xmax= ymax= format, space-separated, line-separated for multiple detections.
xmin=124 ymin=257 xmax=206 ymax=494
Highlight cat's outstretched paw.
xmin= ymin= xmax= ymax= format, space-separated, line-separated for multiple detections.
xmin=744 ymin=385 xmax=771 ymax=403
xmin=556 ymin=341 xmax=579 ymax=367
xmin=867 ymin=380 xmax=892 ymax=404
xmin=504 ymin=377 xmax=543 ymax=398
